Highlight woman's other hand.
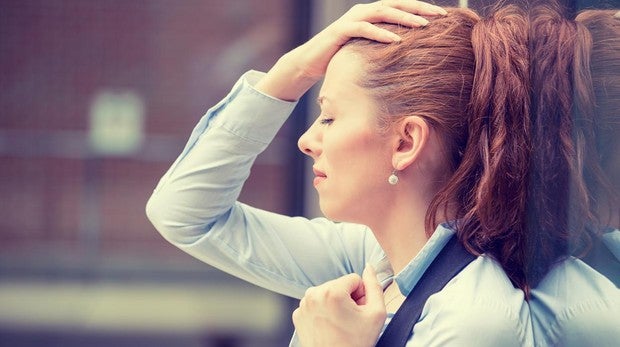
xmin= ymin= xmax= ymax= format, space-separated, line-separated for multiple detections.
xmin=255 ymin=0 xmax=446 ymax=101
xmin=292 ymin=265 xmax=387 ymax=347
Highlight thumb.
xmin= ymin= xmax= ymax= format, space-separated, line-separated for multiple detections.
xmin=361 ymin=263 xmax=384 ymax=307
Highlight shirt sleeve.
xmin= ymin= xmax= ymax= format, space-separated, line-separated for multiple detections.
xmin=146 ymin=71 xmax=385 ymax=299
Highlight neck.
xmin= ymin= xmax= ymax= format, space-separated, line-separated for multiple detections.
xmin=368 ymin=182 xmax=436 ymax=275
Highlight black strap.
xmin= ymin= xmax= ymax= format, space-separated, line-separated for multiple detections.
xmin=375 ymin=235 xmax=476 ymax=347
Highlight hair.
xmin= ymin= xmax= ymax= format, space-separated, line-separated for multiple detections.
xmin=575 ymin=9 xmax=620 ymax=226
xmin=344 ymin=7 xmax=531 ymax=291
xmin=525 ymin=4 xmax=592 ymax=286
xmin=524 ymin=5 xmax=620 ymax=287
xmin=574 ymin=9 xmax=620 ymax=282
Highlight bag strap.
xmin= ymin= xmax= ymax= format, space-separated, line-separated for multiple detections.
xmin=375 ymin=235 xmax=476 ymax=347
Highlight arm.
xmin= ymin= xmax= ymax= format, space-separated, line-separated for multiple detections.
xmin=146 ymin=71 xmax=383 ymax=298
xmin=146 ymin=0 xmax=445 ymax=298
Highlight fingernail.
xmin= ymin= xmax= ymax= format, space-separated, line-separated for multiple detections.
xmin=436 ymin=7 xmax=448 ymax=15
xmin=390 ymin=33 xmax=402 ymax=42
xmin=410 ymin=14 xmax=429 ymax=27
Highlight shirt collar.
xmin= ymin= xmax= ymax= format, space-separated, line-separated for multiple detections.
xmin=393 ymin=223 xmax=457 ymax=296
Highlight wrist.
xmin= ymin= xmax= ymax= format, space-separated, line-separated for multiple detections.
xmin=255 ymin=52 xmax=319 ymax=102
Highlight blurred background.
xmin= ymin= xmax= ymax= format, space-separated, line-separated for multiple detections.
xmin=0 ymin=0 xmax=615 ymax=346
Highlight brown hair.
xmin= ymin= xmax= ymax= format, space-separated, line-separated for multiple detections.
xmin=525 ymin=6 xmax=620 ymax=287
xmin=525 ymin=4 xmax=591 ymax=286
xmin=344 ymin=7 xmax=531 ymax=290
xmin=575 ymin=9 xmax=620 ymax=226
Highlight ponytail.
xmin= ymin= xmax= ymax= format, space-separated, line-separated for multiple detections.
xmin=526 ymin=5 xmax=584 ymax=286
xmin=427 ymin=5 xmax=531 ymax=292
xmin=575 ymin=10 xmax=620 ymax=228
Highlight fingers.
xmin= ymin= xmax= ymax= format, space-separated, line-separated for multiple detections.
xmin=337 ymin=21 xmax=402 ymax=44
xmin=362 ymin=264 xmax=385 ymax=307
xmin=346 ymin=3 xmax=431 ymax=28
xmin=294 ymin=270 xmax=387 ymax=343
xmin=339 ymin=273 xmax=365 ymax=294
xmin=350 ymin=275 xmax=368 ymax=304
xmin=345 ymin=0 xmax=448 ymax=27
xmin=293 ymin=273 xmax=385 ymax=347
xmin=300 ymin=274 xmax=363 ymax=310
xmin=334 ymin=0 xmax=449 ymax=45
xmin=382 ymin=0 xmax=448 ymax=17
xmin=362 ymin=264 xmax=388 ymax=325
xmin=292 ymin=306 xmax=302 ymax=327
xmin=254 ymin=0 xmax=448 ymax=101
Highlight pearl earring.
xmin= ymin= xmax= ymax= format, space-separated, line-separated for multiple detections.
xmin=388 ymin=170 xmax=399 ymax=185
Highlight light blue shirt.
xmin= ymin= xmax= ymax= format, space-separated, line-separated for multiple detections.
xmin=530 ymin=229 xmax=620 ymax=347
xmin=147 ymin=71 xmax=532 ymax=346
xmin=602 ymin=229 xmax=620 ymax=261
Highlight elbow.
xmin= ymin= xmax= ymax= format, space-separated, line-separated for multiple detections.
xmin=145 ymin=191 xmax=171 ymax=239
xmin=145 ymin=191 xmax=218 ymax=246
xmin=145 ymin=191 xmax=186 ymax=244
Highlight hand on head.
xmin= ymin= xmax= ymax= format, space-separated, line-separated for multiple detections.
xmin=255 ymin=0 xmax=446 ymax=101
xmin=292 ymin=264 xmax=387 ymax=347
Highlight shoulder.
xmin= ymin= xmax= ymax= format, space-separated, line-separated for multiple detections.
xmin=408 ymin=255 xmax=532 ymax=347
xmin=530 ymin=257 xmax=620 ymax=346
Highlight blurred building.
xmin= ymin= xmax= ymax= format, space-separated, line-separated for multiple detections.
xmin=0 ymin=0 xmax=614 ymax=346
xmin=0 ymin=1 xmax=303 ymax=346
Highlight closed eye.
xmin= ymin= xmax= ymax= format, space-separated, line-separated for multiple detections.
xmin=319 ymin=118 xmax=334 ymax=125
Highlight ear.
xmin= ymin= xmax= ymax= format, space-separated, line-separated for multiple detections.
xmin=391 ymin=116 xmax=430 ymax=171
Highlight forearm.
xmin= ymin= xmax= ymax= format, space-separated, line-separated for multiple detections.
xmin=146 ymin=71 xmax=297 ymax=244
xmin=144 ymin=72 xmax=384 ymax=297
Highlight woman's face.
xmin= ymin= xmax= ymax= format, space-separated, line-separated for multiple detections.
xmin=298 ymin=49 xmax=395 ymax=223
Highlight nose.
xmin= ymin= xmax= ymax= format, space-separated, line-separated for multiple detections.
xmin=297 ymin=121 xmax=321 ymax=159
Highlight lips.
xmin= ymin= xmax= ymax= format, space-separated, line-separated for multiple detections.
xmin=312 ymin=167 xmax=326 ymax=177
xmin=312 ymin=167 xmax=326 ymax=186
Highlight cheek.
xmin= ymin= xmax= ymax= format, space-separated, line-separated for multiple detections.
xmin=325 ymin=131 xmax=364 ymax=160
xmin=326 ymin=130 xmax=389 ymax=176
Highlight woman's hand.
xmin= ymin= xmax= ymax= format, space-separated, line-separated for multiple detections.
xmin=255 ymin=0 xmax=446 ymax=101
xmin=292 ymin=265 xmax=387 ymax=347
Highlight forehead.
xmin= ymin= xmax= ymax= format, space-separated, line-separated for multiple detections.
xmin=319 ymin=49 xmax=371 ymax=108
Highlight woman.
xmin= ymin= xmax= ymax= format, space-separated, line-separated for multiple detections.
xmin=527 ymin=7 xmax=620 ymax=346
xmin=302 ymin=5 xmax=620 ymax=347
xmin=146 ymin=1 xmax=532 ymax=346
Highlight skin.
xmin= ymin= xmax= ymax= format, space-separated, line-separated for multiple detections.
xmin=298 ymin=47 xmax=445 ymax=275
xmin=255 ymin=1 xmax=445 ymax=102
xmin=253 ymin=1 xmax=448 ymax=346
xmin=293 ymin=265 xmax=387 ymax=347
xmin=297 ymin=50 xmax=395 ymax=224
